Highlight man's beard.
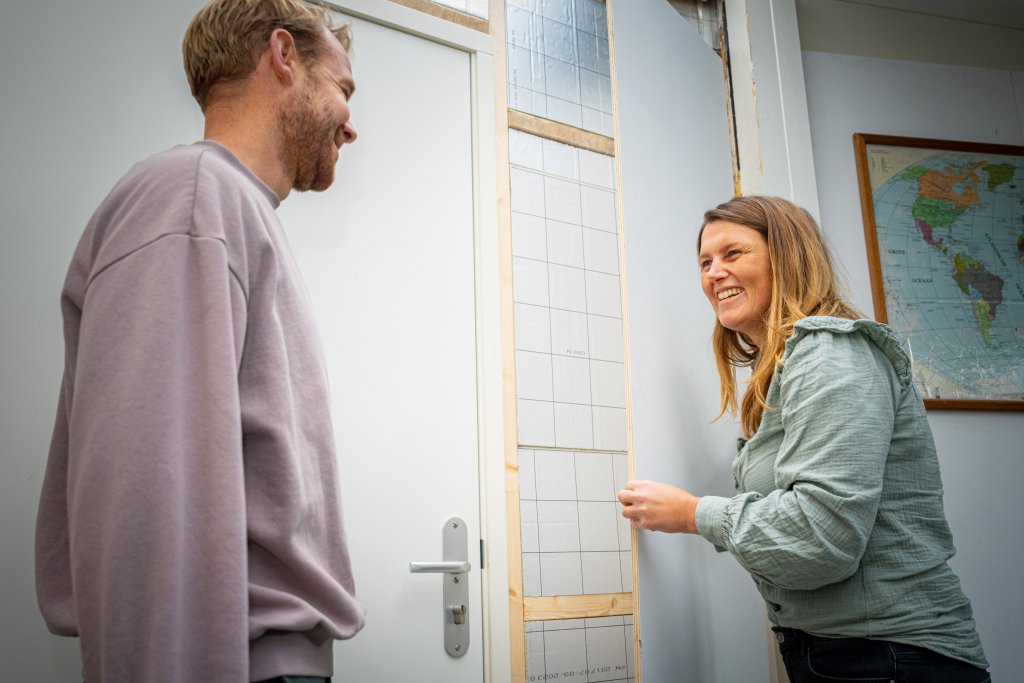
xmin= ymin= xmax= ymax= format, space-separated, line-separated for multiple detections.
xmin=278 ymin=85 xmax=339 ymax=193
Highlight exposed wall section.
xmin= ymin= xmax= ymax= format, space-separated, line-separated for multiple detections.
xmin=500 ymin=2 xmax=636 ymax=678
xmin=506 ymin=0 xmax=614 ymax=135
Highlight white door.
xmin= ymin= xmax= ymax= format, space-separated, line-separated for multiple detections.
xmin=279 ymin=6 xmax=499 ymax=681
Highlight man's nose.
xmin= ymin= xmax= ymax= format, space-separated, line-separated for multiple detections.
xmin=342 ymin=121 xmax=357 ymax=144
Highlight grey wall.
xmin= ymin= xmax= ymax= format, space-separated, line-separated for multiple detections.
xmin=802 ymin=49 xmax=1024 ymax=679
xmin=795 ymin=0 xmax=1024 ymax=71
xmin=613 ymin=2 xmax=771 ymax=681
xmin=0 ymin=0 xmax=205 ymax=677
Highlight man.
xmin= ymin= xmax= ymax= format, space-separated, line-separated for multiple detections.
xmin=35 ymin=1 xmax=365 ymax=680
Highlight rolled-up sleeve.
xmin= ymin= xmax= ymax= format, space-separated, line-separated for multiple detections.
xmin=696 ymin=332 xmax=899 ymax=590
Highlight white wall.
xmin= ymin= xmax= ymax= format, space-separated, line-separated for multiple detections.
xmin=802 ymin=49 xmax=1024 ymax=679
xmin=796 ymin=0 xmax=1024 ymax=71
xmin=613 ymin=2 xmax=770 ymax=680
xmin=0 ymin=1 xmax=206 ymax=678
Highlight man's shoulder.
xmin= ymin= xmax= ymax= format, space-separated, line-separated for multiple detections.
xmin=104 ymin=142 xmax=278 ymax=235
xmin=121 ymin=141 xmax=251 ymax=193
xmin=122 ymin=141 xmax=207 ymax=182
xmin=101 ymin=142 xmax=214 ymax=220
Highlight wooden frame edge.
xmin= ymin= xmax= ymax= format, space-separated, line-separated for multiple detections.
xmin=854 ymin=132 xmax=1024 ymax=158
xmin=385 ymin=0 xmax=489 ymax=32
xmin=852 ymin=133 xmax=889 ymax=324
xmin=523 ymin=593 xmax=634 ymax=621
xmin=924 ymin=398 xmax=1024 ymax=411
xmin=507 ymin=109 xmax=615 ymax=157
xmin=489 ymin=1 xmax=526 ymax=681
xmin=605 ymin=1 xmax=641 ymax=681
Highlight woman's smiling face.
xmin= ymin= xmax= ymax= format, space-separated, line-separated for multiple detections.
xmin=698 ymin=220 xmax=773 ymax=347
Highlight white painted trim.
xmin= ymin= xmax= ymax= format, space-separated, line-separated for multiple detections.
xmin=724 ymin=0 xmax=764 ymax=196
xmin=469 ymin=50 xmax=512 ymax=683
xmin=326 ymin=0 xmax=492 ymax=53
xmin=766 ymin=0 xmax=819 ymax=217
xmin=724 ymin=0 xmax=820 ymax=218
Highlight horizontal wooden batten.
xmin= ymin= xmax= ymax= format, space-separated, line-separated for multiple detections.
xmin=508 ymin=109 xmax=615 ymax=156
xmin=385 ymin=0 xmax=488 ymax=32
xmin=518 ymin=444 xmax=628 ymax=455
xmin=523 ymin=593 xmax=633 ymax=621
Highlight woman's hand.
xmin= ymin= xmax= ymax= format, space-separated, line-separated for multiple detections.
xmin=618 ymin=480 xmax=701 ymax=534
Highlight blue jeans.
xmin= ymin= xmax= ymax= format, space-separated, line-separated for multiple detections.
xmin=772 ymin=627 xmax=990 ymax=682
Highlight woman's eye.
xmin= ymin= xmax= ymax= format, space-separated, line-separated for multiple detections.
xmin=699 ymin=260 xmax=711 ymax=270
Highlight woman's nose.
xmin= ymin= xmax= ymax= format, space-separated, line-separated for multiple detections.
xmin=705 ymin=259 xmax=726 ymax=279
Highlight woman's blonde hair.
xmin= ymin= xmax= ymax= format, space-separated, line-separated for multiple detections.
xmin=183 ymin=0 xmax=352 ymax=112
xmin=698 ymin=196 xmax=860 ymax=437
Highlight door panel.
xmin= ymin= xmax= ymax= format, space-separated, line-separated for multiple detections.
xmin=279 ymin=12 xmax=484 ymax=681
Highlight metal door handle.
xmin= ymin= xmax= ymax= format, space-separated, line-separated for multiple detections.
xmin=409 ymin=561 xmax=472 ymax=574
xmin=408 ymin=517 xmax=470 ymax=657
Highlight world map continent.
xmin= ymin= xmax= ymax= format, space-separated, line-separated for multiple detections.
xmin=870 ymin=147 xmax=1024 ymax=401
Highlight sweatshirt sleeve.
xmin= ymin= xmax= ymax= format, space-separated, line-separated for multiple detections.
xmin=695 ymin=331 xmax=899 ymax=590
xmin=59 ymin=234 xmax=250 ymax=681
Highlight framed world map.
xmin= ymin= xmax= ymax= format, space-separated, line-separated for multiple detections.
xmin=854 ymin=133 xmax=1024 ymax=410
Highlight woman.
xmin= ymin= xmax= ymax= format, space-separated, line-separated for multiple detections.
xmin=618 ymin=196 xmax=989 ymax=682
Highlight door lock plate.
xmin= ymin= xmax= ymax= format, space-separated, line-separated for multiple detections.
xmin=409 ymin=516 xmax=471 ymax=657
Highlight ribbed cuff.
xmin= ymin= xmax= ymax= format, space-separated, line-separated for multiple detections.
xmin=249 ymin=631 xmax=333 ymax=681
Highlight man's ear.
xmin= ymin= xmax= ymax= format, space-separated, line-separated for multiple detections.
xmin=268 ymin=28 xmax=298 ymax=85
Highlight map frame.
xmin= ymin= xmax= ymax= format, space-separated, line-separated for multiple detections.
xmin=854 ymin=133 xmax=1024 ymax=411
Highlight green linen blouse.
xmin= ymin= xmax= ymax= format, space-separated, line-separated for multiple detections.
xmin=695 ymin=317 xmax=987 ymax=669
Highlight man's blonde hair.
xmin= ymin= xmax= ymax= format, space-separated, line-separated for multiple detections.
xmin=698 ymin=196 xmax=861 ymax=437
xmin=183 ymin=0 xmax=352 ymax=112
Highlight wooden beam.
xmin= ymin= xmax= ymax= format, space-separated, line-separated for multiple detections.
xmin=490 ymin=1 xmax=526 ymax=681
xmin=605 ymin=2 xmax=641 ymax=680
xmin=507 ymin=109 xmax=615 ymax=157
xmin=385 ymin=0 xmax=489 ymax=32
xmin=523 ymin=593 xmax=633 ymax=621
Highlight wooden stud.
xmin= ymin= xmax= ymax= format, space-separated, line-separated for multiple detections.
xmin=489 ymin=1 xmax=527 ymax=680
xmin=605 ymin=1 xmax=641 ymax=681
xmin=523 ymin=593 xmax=634 ymax=621
xmin=507 ymin=109 xmax=615 ymax=157
xmin=384 ymin=0 xmax=489 ymax=32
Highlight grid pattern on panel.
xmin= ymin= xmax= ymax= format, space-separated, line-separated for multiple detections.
xmin=526 ymin=616 xmax=636 ymax=683
xmin=519 ymin=448 xmax=632 ymax=597
xmin=510 ymin=130 xmax=626 ymax=451
xmin=428 ymin=0 xmax=488 ymax=18
xmin=506 ymin=0 xmax=612 ymax=136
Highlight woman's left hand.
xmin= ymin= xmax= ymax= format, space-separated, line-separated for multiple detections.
xmin=618 ymin=480 xmax=701 ymax=534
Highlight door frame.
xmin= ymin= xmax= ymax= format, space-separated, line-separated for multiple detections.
xmin=323 ymin=2 xmax=508 ymax=680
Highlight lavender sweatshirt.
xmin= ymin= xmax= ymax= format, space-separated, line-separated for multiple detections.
xmin=36 ymin=141 xmax=365 ymax=682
